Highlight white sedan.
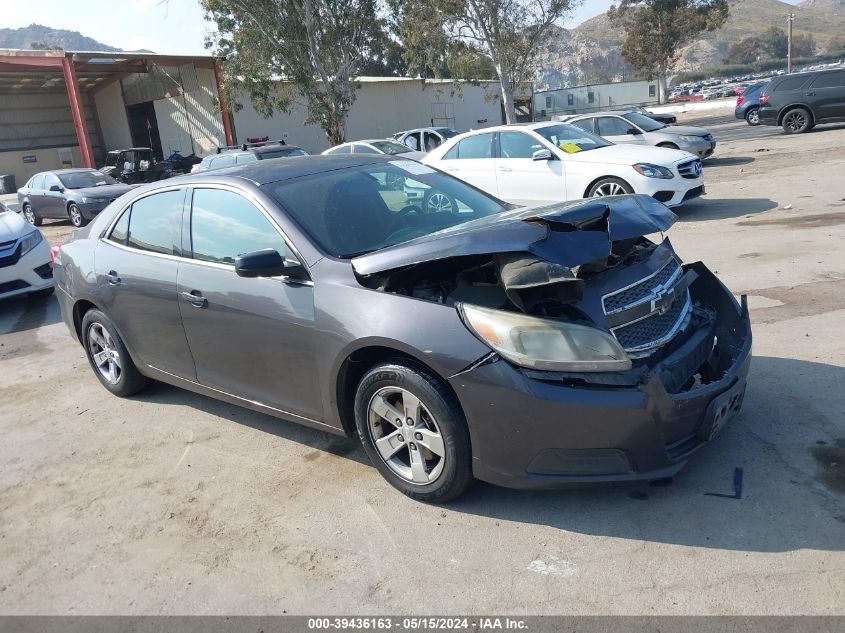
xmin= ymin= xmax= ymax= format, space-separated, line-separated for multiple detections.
xmin=0 ymin=204 xmax=54 ymax=301
xmin=421 ymin=122 xmax=704 ymax=209
xmin=322 ymin=139 xmax=427 ymax=161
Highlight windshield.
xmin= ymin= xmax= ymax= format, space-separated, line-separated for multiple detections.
xmin=58 ymin=170 xmax=117 ymax=189
xmin=267 ymin=161 xmax=509 ymax=258
xmin=260 ymin=148 xmax=308 ymax=159
xmin=622 ymin=112 xmax=665 ymax=132
xmin=369 ymin=141 xmax=413 ymax=155
xmin=533 ymin=124 xmax=611 ymax=152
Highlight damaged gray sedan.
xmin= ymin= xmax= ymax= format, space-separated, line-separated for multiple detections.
xmin=53 ymin=155 xmax=751 ymax=502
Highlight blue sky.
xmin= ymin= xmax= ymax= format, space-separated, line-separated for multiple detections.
xmin=5 ymin=0 xmax=805 ymax=56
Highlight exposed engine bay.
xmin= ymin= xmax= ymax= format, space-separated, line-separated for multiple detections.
xmin=351 ymin=195 xmax=751 ymax=393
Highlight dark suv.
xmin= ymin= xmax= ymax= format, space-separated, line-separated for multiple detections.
xmin=758 ymin=68 xmax=845 ymax=133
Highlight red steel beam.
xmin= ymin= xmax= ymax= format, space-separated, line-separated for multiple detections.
xmin=62 ymin=57 xmax=96 ymax=168
xmin=213 ymin=59 xmax=235 ymax=146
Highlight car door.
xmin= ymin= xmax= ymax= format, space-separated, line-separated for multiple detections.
xmin=95 ymin=187 xmax=197 ymax=379
xmin=435 ymin=132 xmax=498 ymax=197
xmin=177 ymin=186 xmax=322 ymax=421
xmin=494 ymin=131 xmax=566 ymax=206
xmin=42 ymin=173 xmax=67 ymax=218
xmin=24 ymin=174 xmax=47 ymax=213
xmin=596 ymin=116 xmax=645 ymax=145
xmin=808 ymin=70 xmax=845 ymax=121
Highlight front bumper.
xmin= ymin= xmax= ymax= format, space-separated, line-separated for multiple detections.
xmin=0 ymin=238 xmax=54 ymax=300
xmin=79 ymin=201 xmax=109 ymax=219
xmin=450 ymin=263 xmax=752 ymax=489
xmin=636 ymin=174 xmax=704 ymax=208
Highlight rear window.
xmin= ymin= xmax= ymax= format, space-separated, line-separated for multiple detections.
xmin=124 ymin=190 xmax=184 ymax=255
xmin=810 ymin=70 xmax=845 ymax=89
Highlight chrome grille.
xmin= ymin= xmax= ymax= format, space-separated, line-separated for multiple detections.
xmin=603 ymin=258 xmax=681 ymax=315
xmin=613 ymin=293 xmax=691 ymax=352
xmin=678 ymin=159 xmax=702 ymax=179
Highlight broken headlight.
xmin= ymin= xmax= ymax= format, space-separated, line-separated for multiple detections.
xmin=458 ymin=303 xmax=631 ymax=372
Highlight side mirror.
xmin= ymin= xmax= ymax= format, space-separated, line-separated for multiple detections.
xmin=532 ymin=148 xmax=553 ymax=161
xmin=627 ymin=128 xmax=640 ymax=135
xmin=234 ymin=248 xmax=308 ymax=280
xmin=49 ymin=184 xmax=63 ymax=192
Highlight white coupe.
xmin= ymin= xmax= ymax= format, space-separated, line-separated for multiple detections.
xmin=421 ymin=122 xmax=705 ymax=209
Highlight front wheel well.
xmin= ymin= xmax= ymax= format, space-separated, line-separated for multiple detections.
xmin=335 ymin=346 xmax=462 ymax=438
xmin=657 ymin=142 xmax=679 ymax=149
xmin=583 ymin=175 xmax=632 ymax=199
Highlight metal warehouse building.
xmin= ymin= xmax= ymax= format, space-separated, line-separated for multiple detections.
xmin=0 ymin=48 xmax=234 ymax=189
xmin=534 ymin=79 xmax=660 ymax=119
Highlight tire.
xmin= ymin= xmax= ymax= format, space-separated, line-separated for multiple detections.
xmin=657 ymin=142 xmax=680 ymax=150
xmin=354 ymin=360 xmax=473 ymax=503
xmin=81 ymin=309 xmax=150 ymax=397
xmin=782 ymin=108 xmax=812 ymax=134
xmin=28 ymin=287 xmax=54 ymax=299
xmin=587 ymin=177 xmax=634 ymax=199
xmin=423 ymin=189 xmax=458 ymax=214
xmin=745 ymin=108 xmax=760 ymax=126
xmin=68 ymin=203 xmax=88 ymax=228
xmin=22 ymin=204 xmax=42 ymax=227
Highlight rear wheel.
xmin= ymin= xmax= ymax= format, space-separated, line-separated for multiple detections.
xmin=354 ymin=360 xmax=473 ymax=503
xmin=588 ymin=177 xmax=633 ymax=199
xmin=81 ymin=309 xmax=150 ymax=397
xmin=745 ymin=108 xmax=760 ymax=126
xmin=782 ymin=108 xmax=812 ymax=134
xmin=23 ymin=204 xmax=42 ymax=226
xmin=68 ymin=203 xmax=88 ymax=228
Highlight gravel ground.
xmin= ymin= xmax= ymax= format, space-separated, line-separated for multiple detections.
xmin=1 ymin=107 xmax=843 ymax=615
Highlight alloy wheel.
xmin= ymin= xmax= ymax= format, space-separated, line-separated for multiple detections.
xmin=593 ymin=181 xmax=626 ymax=197
xmin=785 ymin=112 xmax=806 ymax=132
xmin=367 ymin=386 xmax=446 ymax=485
xmin=23 ymin=206 xmax=36 ymax=224
xmin=426 ymin=192 xmax=454 ymax=214
xmin=87 ymin=323 xmax=122 ymax=385
xmin=69 ymin=205 xmax=83 ymax=227
xmin=747 ymin=110 xmax=759 ymax=125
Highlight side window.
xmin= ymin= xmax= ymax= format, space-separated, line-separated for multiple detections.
xmin=404 ymin=133 xmax=422 ymax=151
xmin=572 ymin=118 xmax=595 ymax=133
xmin=108 ymin=209 xmax=130 ymax=244
xmin=235 ymin=153 xmax=258 ymax=165
xmin=352 ymin=144 xmax=378 ymax=154
xmin=498 ymin=132 xmax=544 ymax=159
xmin=211 ymin=154 xmax=236 ymax=169
xmin=190 ymin=188 xmax=288 ymax=265
xmin=44 ymin=174 xmax=62 ymax=191
xmin=455 ymin=133 xmax=493 ymax=159
xmin=126 ymin=190 xmax=184 ymax=255
xmin=597 ymin=116 xmax=632 ymax=136
xmin=326 ymin=145 xmax=351 ymax=154
xmin=775 ymin=76 xmax=810 ymax=92
xmin=29 ymin=174 xmax=45 ymax=190
xmin=810 ymin=71 xmax=845 ymax=89
xmin=442 ymin=144 xmax=460 ymax=160
xmin=423 ymin=132 xmax=442 ymax=152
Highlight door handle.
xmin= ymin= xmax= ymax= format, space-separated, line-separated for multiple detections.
xmin=804 ymin=92 xmax=816 ymax=97
xmin=106 ymin=270 xmax=121 ymax=285
xmin=181 ymin=290 xmax=208 ymax=308
xmin=497 ymin=166 xmax=512 ymax=172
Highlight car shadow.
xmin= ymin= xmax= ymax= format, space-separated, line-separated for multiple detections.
xmin=677 ymin=197 xmax=777 ymax=222
xmin=136 ymin=355 xmax=842 ymax=553
xmin=704 ymin=156 xmax=754 ymax=167
xmin=0 ymin=291 xmax=61 ymax=336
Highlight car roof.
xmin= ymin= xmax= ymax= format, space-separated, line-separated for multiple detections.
xmin=168 ymin=154 xmax=394 ymax=186
xmin=38 ymin=168 xmax=101 ymax=175
xmin=252 ymin=144 xmax=304 ymax=155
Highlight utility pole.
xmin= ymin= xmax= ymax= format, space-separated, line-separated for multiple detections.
xmin=787 ymin=12 xmax=795 ymax=74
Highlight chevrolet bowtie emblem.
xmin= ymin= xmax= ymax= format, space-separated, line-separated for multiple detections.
xmin=650 ymin=286 xmax=675 ymax=315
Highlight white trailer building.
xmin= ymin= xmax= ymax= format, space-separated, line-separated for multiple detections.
xmin=534 ymin=79 xmax=660 ymax=120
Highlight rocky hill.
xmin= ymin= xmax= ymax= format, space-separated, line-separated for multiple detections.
xmin=537 ymin=0 xmax=845 ymax=89
xmin=0 ymin=24 xmax=120 ymax=52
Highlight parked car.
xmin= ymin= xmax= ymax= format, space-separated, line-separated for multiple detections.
xmin=629 ymin=105 xmax=677 ymax=125
xmin=393 ymin=127 xmax=458 ymax=152
xmin=193 ymin=142 xmax=309 ymax=173
xmin=735 ymin=81 xmax=770 ymax=126
xmin=422 ymin=122 xmax=705 ymax=209
xmin=0 ymin=206 xmax=54 ymax=300
xmin=17 ymin=169 xmax=135 ymax=228
xmin=566 ymin=111 xmax=716 ymax=159
xmin=322 ymin=139 xmax=426 ymax=161
xmin=758 ymin=68 xmax=845 ymax=133
xmin=101 ymin=148 xmax=175 ymax=184
xmin=53 ymin=155 xmax=751 ymax=502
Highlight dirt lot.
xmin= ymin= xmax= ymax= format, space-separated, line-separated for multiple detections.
xmin=1 ymin=107 xmax=844 ymax=615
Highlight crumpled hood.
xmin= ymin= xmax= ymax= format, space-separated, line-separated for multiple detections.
xmin=72 ymin=184 xmax=134 ymax=199
xmin=661 ymin=125 xmax=710 ymax=136
xmin=0 ymin=210 xmax=30 ymax=241
xmin=572 ymin=143 xmax=694 ymax=166
xmin=352 ymin=194 xmax=677 ymax=276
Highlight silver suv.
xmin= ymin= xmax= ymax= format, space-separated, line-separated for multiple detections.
xmin=561 ymin=111 xmax=716 ymax=159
